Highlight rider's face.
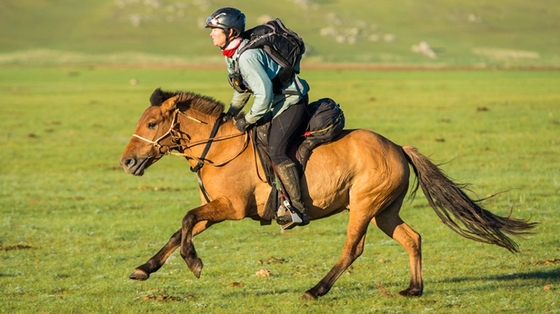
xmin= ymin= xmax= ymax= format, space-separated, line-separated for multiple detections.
xmin=210 ymin=28 xmax=227 ymax=48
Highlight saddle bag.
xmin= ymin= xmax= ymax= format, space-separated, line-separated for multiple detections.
xmin=297 ymin=98 xmax=345 ymax=166
xmin=305 ymin=98 xmax=344 ymax=141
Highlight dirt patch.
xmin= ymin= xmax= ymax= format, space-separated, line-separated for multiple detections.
xmin=141 ymin=289 xmax=195 ymax=302
xmin=142 ymin=294 xmax=194 ymax=302
xmin=0 ymin=245 xmax=33 ymax=251
xmin=375 ymin=281 xmax=394 ymax=298
xmin=525 ymin=258 xmax=560 ymax=266
xmin=257 ymin=256 xmax=287 ymax=265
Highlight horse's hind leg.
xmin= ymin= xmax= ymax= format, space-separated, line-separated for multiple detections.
xmin=130 ymin=221 xmax=212 ymax=281
xmin=373 ymin=196 xmax=423 ymax=297
xmin=302 ymin=208 xmax=371 ymax=300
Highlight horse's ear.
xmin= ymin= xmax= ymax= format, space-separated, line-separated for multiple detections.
xmin=161 ymin=95 xmax=179 ymax=112
xmin=150 ymin=88 xmax=165 ymax=106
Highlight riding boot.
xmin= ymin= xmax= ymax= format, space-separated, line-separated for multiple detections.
xmin=275 ymin=160 xmax=310 ymax=226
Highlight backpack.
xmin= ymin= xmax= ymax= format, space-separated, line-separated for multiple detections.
xmin=228 ymin=18 xmax=305 ymax=94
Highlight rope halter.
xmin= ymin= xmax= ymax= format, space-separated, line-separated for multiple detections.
xmin=132 ymin=109 xmax=205 ymax=151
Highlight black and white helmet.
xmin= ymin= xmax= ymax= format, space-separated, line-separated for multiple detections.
xmin=205 ymin=7 xmax=246 ymax=37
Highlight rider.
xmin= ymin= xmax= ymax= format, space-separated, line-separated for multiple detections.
xmin=205 ymin=7 xmax=311 ymax=226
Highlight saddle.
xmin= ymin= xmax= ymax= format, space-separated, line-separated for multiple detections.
xmin=253 ymin=98 xmax=345 ymax=225
xmin=252 ymin=121 xmax=304 ymax=225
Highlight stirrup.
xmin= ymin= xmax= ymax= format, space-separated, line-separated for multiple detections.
xmin=276 ymin=200 xmax=303 ymax=230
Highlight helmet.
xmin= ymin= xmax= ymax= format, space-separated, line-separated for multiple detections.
xmin=205 ymin=7 xmax=246 ymax=37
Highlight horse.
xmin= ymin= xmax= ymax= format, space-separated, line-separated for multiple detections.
xmin=119 ymin=88 xmax=536 ymax=300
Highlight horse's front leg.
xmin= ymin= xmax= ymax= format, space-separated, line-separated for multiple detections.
xmin=130 ymin=228 xmax=181 ymax=280
xmin=180 ymin=197 xmax=242 ymax=278
xmin=130 ymin=221 xmax=213 ymax=281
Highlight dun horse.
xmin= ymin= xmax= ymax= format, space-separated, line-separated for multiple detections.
xmin=120 ymin=89 xmax=536 ymax=300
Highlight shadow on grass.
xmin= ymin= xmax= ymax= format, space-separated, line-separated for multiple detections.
xmin=435 ymin=268 xmax=560 ymax=284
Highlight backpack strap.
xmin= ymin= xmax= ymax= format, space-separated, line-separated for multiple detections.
xmin=232 ymin=42 xmax=301 ymax=95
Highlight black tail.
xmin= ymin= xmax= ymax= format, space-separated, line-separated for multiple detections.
xmin=402 ymin=146 xmax=537 ymax=253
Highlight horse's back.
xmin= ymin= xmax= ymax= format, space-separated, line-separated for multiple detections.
xmin=307 ymin=129 xmax=407 ymax=171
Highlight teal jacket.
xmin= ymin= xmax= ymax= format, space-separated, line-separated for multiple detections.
xmin=225 ymin=39 xmax=310 ymax=125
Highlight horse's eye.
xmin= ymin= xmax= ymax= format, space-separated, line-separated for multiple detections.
xmin=147 ymin=122 xmax=157 ymax=129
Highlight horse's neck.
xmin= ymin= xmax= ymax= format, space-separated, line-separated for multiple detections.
xmin=177 ymin=111 xmax=250 ymax=168
xmin=178 ymin=109 xmax=237 ymax=147
xmin=178 ymin=109 xmax=214 ymax=138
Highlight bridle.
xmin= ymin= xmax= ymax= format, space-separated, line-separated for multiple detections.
xmin=132 ymin=109 xmax=247 ymax=161
xmin=132 ymin=108 xmax=249 ymax=202
xmin=132 ymin=108 xmax=193 ymax=151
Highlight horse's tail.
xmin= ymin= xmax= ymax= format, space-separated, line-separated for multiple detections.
xmin=401 ymin=145 xmax=537 ymax=253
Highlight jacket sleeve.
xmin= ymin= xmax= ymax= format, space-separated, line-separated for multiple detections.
xmin=228 ymin=90 xmax=251 ymax=116
xmin=238 ymin=50 xmax=275 ymax=124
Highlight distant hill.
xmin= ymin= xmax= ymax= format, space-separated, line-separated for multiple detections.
xmin=1 ymin=0 xmax=559 ymax=67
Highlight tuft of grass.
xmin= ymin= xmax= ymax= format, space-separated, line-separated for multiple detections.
xmin=0 ymin=67 xmax=559 ymax=313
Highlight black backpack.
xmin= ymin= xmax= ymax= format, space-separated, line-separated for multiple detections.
xmin=228 ymin=18 xmax=305 ymax=94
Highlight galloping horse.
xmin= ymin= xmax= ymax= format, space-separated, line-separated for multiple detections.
xmin=120 ymin=89 xmax=536 ymax=300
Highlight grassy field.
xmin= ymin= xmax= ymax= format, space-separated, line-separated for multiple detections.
xmin=1 ymin=0 xmax=559 ymax=67
xmin=0 ymin=67 xmax=559 ymax=313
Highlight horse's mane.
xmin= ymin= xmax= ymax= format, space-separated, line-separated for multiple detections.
xmin=149 ymin=88 xmax=225 ymax=117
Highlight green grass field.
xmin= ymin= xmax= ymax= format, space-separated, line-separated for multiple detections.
xmin=1 ymin=67 xmax=559 ymax=313
xmin=1 ymin=0 xmax=559 ymax=67
xmin=1 ymin=1 xmax=559 ymax=312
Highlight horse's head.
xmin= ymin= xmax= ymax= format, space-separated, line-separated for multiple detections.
xmin=120 ymin=90 xmax=181 ymax=176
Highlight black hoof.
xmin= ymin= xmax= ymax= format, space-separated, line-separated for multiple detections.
xmin=300 ymin=291 xmax=318 ymax=300
xmin=129 ymin=269 xmax=149 ymax=281
xmin=398 ymin=287 xmax=423 ymax=297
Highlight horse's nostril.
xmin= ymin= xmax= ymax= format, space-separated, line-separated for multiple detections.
xmin=123 ymin=158 xmax=136 ymax=168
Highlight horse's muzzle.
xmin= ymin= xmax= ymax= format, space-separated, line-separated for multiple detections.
xmin=120 ymin=156 xmax=151 ymax=176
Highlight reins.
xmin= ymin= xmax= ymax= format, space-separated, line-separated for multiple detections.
xmin=189 ymin=114 xmax=225 ymax=203
xmin=190 ymin=114 xmax=225 ymax=172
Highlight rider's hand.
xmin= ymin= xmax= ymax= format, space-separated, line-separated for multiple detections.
xmin=221 ymin=111 xmax=234 ymax=123
xmin=235 ymin=117 xmax=249 ymax=132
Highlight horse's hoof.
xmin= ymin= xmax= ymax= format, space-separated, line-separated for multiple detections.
xmin=129 ymin=269 xmax=149 ymax=281
xmin=300 ymin=291 xmax=318 ymax=300
xmin=189 ymin=258 xmax=204 ymax=278
xmin=398 ymin=288 xmax=422 ymax=297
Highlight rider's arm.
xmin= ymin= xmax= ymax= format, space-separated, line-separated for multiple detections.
xmin=228 ymin=90 xmax=251 ymax=116
xmin=238 ymin=49 xmax=275 ymax=125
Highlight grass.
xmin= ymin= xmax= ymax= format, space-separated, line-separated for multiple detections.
xmin=1 ymin=0 xmax=559 ymax=67
xmin=0 ymin=67 xmax=559 ymax=313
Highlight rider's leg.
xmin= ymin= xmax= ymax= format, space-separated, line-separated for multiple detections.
xmin=268 ymin=97 xmax=310 ymax=225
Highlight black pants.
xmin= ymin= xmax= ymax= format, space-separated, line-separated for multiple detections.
xmin=268 ymin=95 xmax=309 ymax=165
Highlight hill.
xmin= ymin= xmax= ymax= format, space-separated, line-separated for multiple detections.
xmin=1 ymin=0 xmax=559 ymax=67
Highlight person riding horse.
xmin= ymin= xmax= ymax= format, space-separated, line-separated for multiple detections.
xmin=205 ymin=7 xmax=311 ymax=226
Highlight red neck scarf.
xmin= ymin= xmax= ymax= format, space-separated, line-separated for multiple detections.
xmin=222 ymin=38 xmax=242 ymax=58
